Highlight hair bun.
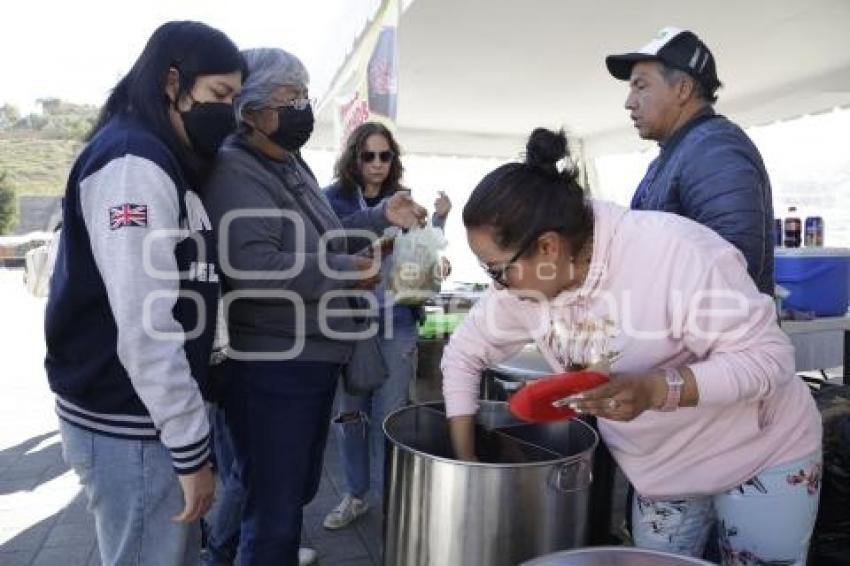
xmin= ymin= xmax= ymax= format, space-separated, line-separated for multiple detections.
xmin=525 ymin=128 xmax=569 ymax=172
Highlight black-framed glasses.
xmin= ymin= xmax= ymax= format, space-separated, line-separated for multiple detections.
xmin=360 ymin=150 xmax=394 ymax=164
xmin=270 ymin=97 xmax=315 ymax=112
xmin=480 ymin=234 xmax=539 ymax=287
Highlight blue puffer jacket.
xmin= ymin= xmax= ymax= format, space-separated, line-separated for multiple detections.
xmin=631 ymin=109 xmax=774 ymax=295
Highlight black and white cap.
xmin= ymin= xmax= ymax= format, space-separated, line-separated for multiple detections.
xmin=606 ymin=27 xmax=721 ymax=95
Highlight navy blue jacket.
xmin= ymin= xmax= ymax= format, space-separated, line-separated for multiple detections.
xmin=45 ymin=115 xmax=218 ymax=473
xmin=631 ymin=109 xmax=774 ymax=295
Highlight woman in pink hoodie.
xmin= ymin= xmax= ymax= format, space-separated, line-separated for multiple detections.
xmin=441 ymin=128 xmax=822 ymax=564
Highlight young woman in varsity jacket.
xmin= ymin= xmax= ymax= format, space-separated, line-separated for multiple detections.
xmin=44 ymin=21 xmax=244 ymax=566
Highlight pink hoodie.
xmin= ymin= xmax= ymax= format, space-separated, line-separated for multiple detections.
xmin=441 ymin=201 xmax=821 ymax=498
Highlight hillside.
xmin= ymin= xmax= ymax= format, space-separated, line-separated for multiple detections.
xmin=0 ymin=99 xmax=96 ymax=233
xmin=0 ymin=135 xmax=81 ymax=196
xmin=0 ymin=99 xmax=97 ymax=197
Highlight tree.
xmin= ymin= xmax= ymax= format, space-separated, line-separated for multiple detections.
xmin=0 ymin=104 xmax=21 ymax=130
xmin=8 ymin=98 xmax=98 ymax=139
xmin=0 ymin=170 xmax=17 ymax=234
xmin=13 ymin=113 xmax=48 ymax=132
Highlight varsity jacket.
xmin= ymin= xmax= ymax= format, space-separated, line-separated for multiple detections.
xmin=45 ymin=115 xmax=218 ymax=474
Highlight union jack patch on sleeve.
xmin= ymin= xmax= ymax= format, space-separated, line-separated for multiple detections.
xmin=109 ymin=203 xmax=148 ymax=230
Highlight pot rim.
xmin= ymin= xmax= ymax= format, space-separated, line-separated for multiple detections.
xmin=382 ymin=402 xmax=600 ymax=469
xmin=522 ymin=545 xmax=715 ymax=565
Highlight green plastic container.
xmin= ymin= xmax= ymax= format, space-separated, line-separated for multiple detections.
xmin=418 ymin=312 xmax=466 ymax=339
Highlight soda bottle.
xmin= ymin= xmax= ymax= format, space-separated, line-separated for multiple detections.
xmin=783 ymin=207 xmax=801 ymax=248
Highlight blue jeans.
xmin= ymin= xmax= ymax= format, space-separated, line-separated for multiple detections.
xmin=202 ymin=401 xmax=243 ymax=566
xmin=59 ymin=419 xmax=200 ymax=566
xmin=335 ymin=326 xmax=417 ymax=498
xmin=223 ymin=359 xmax=340 ymax=566
xmin=632 ymin=451 xmax=822 ymax=565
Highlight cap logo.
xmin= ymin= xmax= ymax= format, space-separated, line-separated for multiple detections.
xmin=689 ymin=46 xmax=702 ymax=69
xmin=638 ymin=26 xmax=684 ymax=56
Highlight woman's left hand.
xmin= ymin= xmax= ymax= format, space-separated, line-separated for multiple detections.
xmin=566 ymin=373 xmax=666 ymax=422
xmin=434 ymin=191 xmax=452 ymax=219
xmin=386 ymin=193 xmax=428 ymax=228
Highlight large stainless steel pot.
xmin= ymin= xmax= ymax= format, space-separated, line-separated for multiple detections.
xmin=482 ymin=345 xmax=621 ymax=546
xmin=521 ymin=546 xmax=714 ymax=565
xmin=383 ymin=401 xmax=599 ymax=566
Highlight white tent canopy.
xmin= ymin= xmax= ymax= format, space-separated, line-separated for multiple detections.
xmin=313 ymin=0 xmax=850 ymax=159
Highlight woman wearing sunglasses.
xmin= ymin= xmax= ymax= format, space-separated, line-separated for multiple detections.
xmin=441 ymin=128 xmax=822 ymax=564
xmin=322 ymin=121 xmax=451 ymax=530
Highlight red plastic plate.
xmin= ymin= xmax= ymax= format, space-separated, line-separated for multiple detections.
xmin=508 ymin=370 xmax=610 ymax=423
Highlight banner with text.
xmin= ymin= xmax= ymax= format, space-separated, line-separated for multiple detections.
xmin=331 ymin=0 xmax=400 ymax=149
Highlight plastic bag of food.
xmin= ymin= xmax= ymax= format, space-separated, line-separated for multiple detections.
xmin=390 ymin=225 xmax=447 ymax=305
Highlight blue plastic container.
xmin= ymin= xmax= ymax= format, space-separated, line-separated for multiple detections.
xmin=775 ymin=248 xmax=850 ymax=316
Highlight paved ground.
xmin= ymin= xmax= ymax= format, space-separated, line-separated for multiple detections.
xmin=0 ymin=268 xmax=382 ymax=566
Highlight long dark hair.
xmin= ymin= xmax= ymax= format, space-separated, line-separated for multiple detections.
xmin=88 ymin=21 xmax=245 ymax=181
xmin=333 ymin=122 xmax=404 ymax=197
xmin=463 ymin=128 xmax=594 ymax=256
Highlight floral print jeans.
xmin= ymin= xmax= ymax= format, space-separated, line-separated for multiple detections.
xmin=632 ymin=451 xmax=822 ymax=565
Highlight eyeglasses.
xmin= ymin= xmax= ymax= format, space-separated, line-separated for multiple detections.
xmin=360 ymin=150 xmax=394 ymax=164
xmin=270 ymin=97 xmax=315 ymax=111
xmin=480 ymin=235 xmax=539 ymax=287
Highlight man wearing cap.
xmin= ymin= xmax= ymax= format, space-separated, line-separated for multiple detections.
xmin=607 ymin=27 xmax=774 ymax=295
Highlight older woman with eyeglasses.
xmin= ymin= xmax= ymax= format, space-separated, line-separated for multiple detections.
xmin=202 ymin=49 xmax=426 ymax=566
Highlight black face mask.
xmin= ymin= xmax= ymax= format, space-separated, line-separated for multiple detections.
xmin=268 ymin=104 xmax=314 ymax=151
xmin=180 ymin=101 xmax=236 ymax=158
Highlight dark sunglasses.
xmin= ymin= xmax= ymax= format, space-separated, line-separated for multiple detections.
xmin=481 ymin=234 xmax=539 ymax=287
xmin=360 ymin=150 xmax=394 ymax=164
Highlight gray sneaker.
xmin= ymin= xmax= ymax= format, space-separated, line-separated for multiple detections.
xmin=298 ymin=547 xmax=318 ymax=565
xmin=322 ymin=494 xmax=370 ymax=530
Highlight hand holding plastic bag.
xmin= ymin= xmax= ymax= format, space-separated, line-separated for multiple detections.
xmin=390 ymin=225 xmax=448 ymax=305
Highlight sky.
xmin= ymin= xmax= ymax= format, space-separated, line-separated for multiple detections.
xmin=0 ymin=0 xmax=377 ymax=113
xmin=3 ymin=0 xmax=848 ymax=269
